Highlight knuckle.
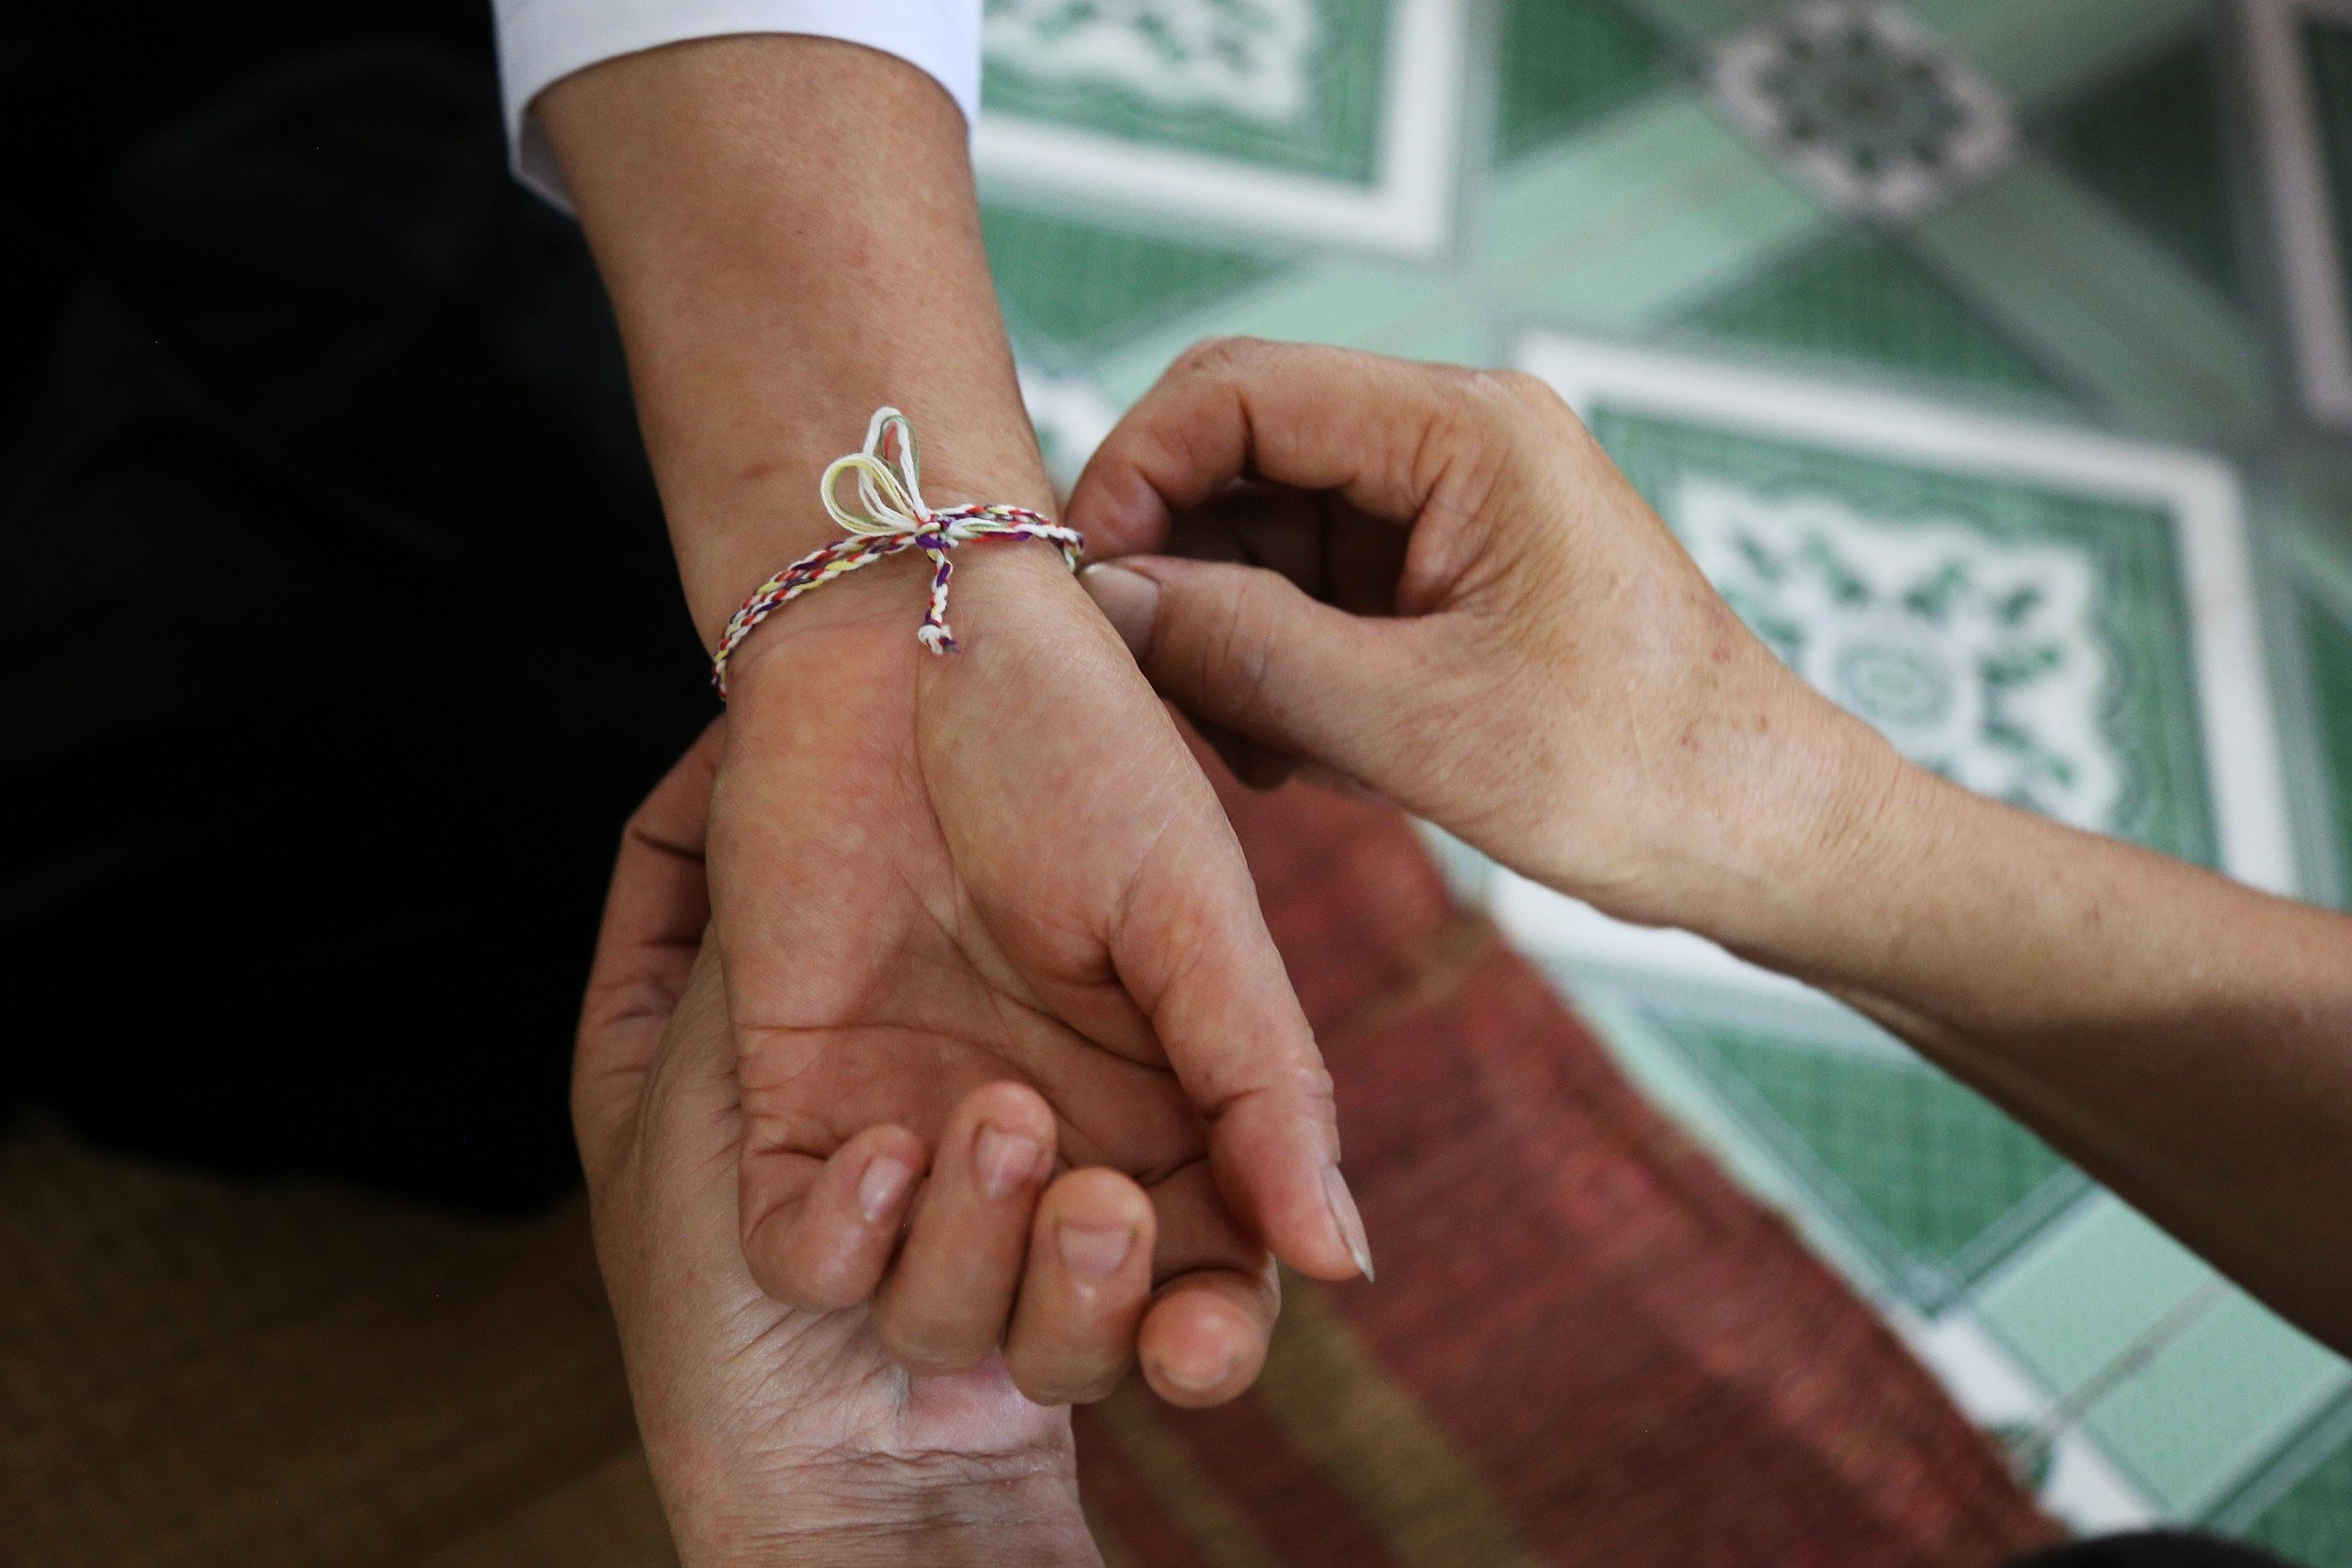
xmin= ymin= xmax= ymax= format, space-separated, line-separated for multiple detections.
xmin=1260 ymin=1040 xmax=1337 ymax=1111
xmin=876 ymin=1317 xmax=992 ymax=1377
xmin=1016 ymin=1366 xmax=1123 ymax=1409
xmin=785 ymin=1250 xmax=870 ymax=1313
xmin=1467 ymin=367 xmax=1568 ymax=423
xmin=747 ymin=1229 xmax=865 ymax=1314
xmin=1208 ymin=570 xmax=1290 ymax=724
xmin=1171 ymin=334 xmax=1267 ymax=380
xmin=1008 ymin=1335 xmax=1130 ymax=1407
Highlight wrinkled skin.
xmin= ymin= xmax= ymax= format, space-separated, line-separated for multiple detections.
xmin=710 ymin=546 xmax=1369 ymax=1404
xmin=575 ymin=730 xmax=1101 ymax=1565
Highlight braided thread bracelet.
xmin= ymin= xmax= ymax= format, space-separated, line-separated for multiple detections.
xmin=708 ymin=407 xmax=1083 ymax=696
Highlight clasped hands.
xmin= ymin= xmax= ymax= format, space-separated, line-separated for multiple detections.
xmin=580 ymin=340 xmax=1890 ymax=1563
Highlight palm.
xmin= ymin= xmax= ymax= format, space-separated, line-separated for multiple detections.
xmin=730 ymin=1289 xmax=1070 ymax=1468
xmin=586 ymin=953 xmax=1083 ymax=1552
xmin=709 ymin=557 xmax=1271 ymax=1287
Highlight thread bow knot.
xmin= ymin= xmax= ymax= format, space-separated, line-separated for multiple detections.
xmin=709 ymin=407 xmax=1082 ymax=694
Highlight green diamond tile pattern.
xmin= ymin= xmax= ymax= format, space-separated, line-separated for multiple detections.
xmin=2237 ymin=1412 xmax=2352 ymax=1568
xmin=1906 ymin=0 xmax=2208 ymax=110
xmin=1977 ymin=1201 xmax=2213 ymax=1393
xmin=1591 ymin=409 xmax=2222 ymax=865
xmin=2306 ymin=10 xmax=2352 ymax=305
xmin=1488 ymin=88 xmax=1824 ymax=331
xmin=1661 ymin=1021 xmax=2075 ymax=1301
xmin=1684 ymin=233 xmax=2062 ymax=395
xmin=981 ymin=205 xmax=1277 ymax=357
xmin=1495 ymin=0 xmax=1671 ymax=163
xmin=976 ymin=0 xmax=2352 ymax=1541
xmin=2040 ymin=39 xmax=2244 ymax=303
xmin=1090 ymin=255 xmax=1484 ymax=404
xmin=982 ymin=0 xmax=1393 ymax=186
xmin=2308 ymin=585 xmax=2352 ymax=894
xmin=1909 ymin=160 xmax=2272 ymax=445
xmin=2082 ymin=1294 xmax=2346 ymax=1515
xmin=2257 ymin=1 xmax=2352 ymax=429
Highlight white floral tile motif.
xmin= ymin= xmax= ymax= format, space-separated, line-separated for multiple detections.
xmin=983 ymin=0 xmax=1319 ymax=125
xmin=975 ymin=0 xmax=1465 ymax=258
xmin=1679 ymin=477 xmax=2120 ymax=829
xmin=1709 ymin=0 xmax=2018 ymax=221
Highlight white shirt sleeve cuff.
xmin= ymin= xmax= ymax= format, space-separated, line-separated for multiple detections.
xmin=493 ymin=0 xmax=981 ymax=210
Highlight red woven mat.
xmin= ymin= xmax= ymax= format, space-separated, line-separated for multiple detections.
xmin=1075 ymin=772 xmax=2059 ymax=1568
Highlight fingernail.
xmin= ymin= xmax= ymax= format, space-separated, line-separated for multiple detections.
xmin=1080 ymin=563 xmax=1159 ymax=657
xmin=1056 ymin=1221 xmax=1135 ymax=1278
xmin=974 ymin=1123 xmax=1046 ymax=1200
xmin=857 ymin=1153 xmax=915 ymax=1222
xmin=1323 ymin=1164 xmax=1375 ymax=1281
xmin=1154 ymin=1348 xmax=1241 ymax=1396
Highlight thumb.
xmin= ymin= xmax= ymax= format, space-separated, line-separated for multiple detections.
xmin=1082 ymin=557 xmax=1416 ymax=789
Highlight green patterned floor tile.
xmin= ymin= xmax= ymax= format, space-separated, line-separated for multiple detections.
xmin=1555 ymin=977 xmax=1893 ymax=1292
xmin=1701 ymin=1032 xmax=2068 ymax=1266
xmin=1683 ymin=233 xmax=2062 ymax=395
xmin=1091 ymin=255 xmax=1483 ymax=405
xmin=2084 ymin=1293 xmax=2346 ymax=1514
xmin=2306 ymin=9 xmax=2352 ymax=288
xmin=2299 ymin=6 xmax=2352 ymax=425
xmin=982 ymin=0 xmax=1392 ymax=186
xmin=1496 ymin=0 xmax=1671 ymax=163
xmin=1911 ymin=159 xmax=2273 ymax=445
xmin=1592 ymin=409 xmax=2223 ymax=863
xmin=1905 ymin=0 xmax=2209 ymax=110
xmin=2304 ymin=581 xmax=2352 ymax=895
xmin=1658 ymin=1020 xmax=2075 ymax=1303
xmin=2041 ymin=38 xmax=2244 ymax=303
xmin=1609 ymin=0 xmax=1750 ymax=49
xmin=982 ymin=204 xmax=1279 ymax=357
xmin=1977 ymin=1200 xmax=2211 ymax=1393
xmin=2235 ymin=1407 xmax=2352 ymax=1568
xmin=970 ymin=6 xmax=2343 ymax=1538
xmin=2251 ymin=1 xmax=2352 ymax=427
xmin=1491 ymin=89 xmax=1826 ymax=330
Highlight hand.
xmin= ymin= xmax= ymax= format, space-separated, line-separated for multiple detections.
xmin=712 ymin=535 xmax=1372 ymax=1409
xmin=1077 ymin=339 xmax=2352 ymax=1355
xmin=536 ymin=40 xmax=1369 ymax=1405
xmin=1068 ymin=337 xmax=1896 ymax=963
xmin=577 ymin=724 xmax=1147 ymax=1566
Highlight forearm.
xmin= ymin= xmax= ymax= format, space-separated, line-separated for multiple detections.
xmin=537 ymin=34 xmax=1050 ymax=647
xmin=1738 ymin=751 xmax=2352 ymax=1347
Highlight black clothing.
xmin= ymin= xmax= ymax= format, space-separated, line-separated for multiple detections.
xmin=1 ymin=12 xmax=709 ymax=1212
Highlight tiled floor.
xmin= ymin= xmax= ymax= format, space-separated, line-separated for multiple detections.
xmin=975 ymin=0 xmax=2352 ymax=1556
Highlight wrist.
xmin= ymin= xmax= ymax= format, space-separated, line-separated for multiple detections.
xmin=720 ymin=532 xmax=1091 ymax=703
xmin=1707 ymin=709 xmax=1952 ymax=985
xmin=671 ymin=1451 xmax=1100 ymax=1568
xmin=679 ymin=444 xmax=1061 ymax=656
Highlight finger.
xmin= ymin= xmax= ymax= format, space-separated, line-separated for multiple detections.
xmin=1081 ymin=555 xmax=1426 ymax=795
xmin=1002 ymin=1168 xmax=1157 ymax=1405
xmin=1139 ymin=1266 xmax=1279 ymax=1408
xmin=872 ymin=1082 xmax=1058 ymax=1375
xmin=1130 ymin=1160 xmax=1281 ymax=1407
xmin=574 ymin=717 xmax=726 ymax=1169
xmin=1067 ymin=337 xmax=1498 ymax=560
xmin=1108 ymin=816 xmax=1374 ymax=1288
xmin=1163 ymin=483 xmax=1412 ymax=619
xmin=740 ymin=1122 xmax=926 ymax=1311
